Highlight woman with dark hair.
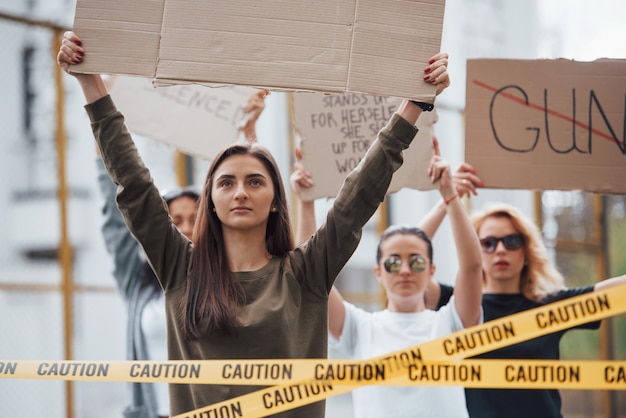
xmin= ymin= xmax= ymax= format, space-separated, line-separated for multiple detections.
xmin=58 ymin=30 xmax=450 ymax=417
xmin=99 ymin=170 xmax=199 ymax=418
xmin=97 ymin=90 xmax=265 ymax=418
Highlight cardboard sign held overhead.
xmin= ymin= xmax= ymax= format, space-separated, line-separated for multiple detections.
xmin=71 ymin=0 xmax=445 ymax=101
xmin=465 ymin=59 xmax=626 ymax=194
xmin=294 ymin=92 xmax=438 ymax=200
xmin=107 ymin=77 xmax=255 ymax=159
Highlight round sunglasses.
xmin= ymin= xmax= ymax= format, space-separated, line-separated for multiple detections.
xmin=383 ymin=255 xmax=428 ymax=274
xmin=479 ymin=233 xmax=524 ymax=253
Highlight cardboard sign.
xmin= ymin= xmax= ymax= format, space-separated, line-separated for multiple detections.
xmin=465 ymin=59 xmax=626 ymax=194
xmin=294 ymin=92 xmax=437 ymax=200
xmin=107 ymin=77 xmax=255 ymax=159
xmin=70 ymin=0 xmax=445 ymax=101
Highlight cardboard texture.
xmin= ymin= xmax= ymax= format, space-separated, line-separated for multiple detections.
xmin=107 ymin=76 xmax=256 ymax=159
xmin=465 ymin=59 xmax=626 ymax=194
xmin=294 ymin=92 xmax=437 ymax=200
xmin=71 ymin=0 xmax=445 ymax=101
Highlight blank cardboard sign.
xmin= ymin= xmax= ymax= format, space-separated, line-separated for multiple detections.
xmin=70 ymin=0 xmax=445 ymax=102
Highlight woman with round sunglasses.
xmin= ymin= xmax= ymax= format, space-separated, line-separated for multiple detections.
xmin=419 ymin=173 xmax=626 ymax=418
xmin=291 ymin=141 xmax=483 ymax=418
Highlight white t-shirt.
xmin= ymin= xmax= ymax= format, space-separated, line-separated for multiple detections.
xmin=330 ymin=297 xmax=471 ymax=418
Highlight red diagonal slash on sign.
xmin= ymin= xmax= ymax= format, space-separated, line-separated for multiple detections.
xmin=472 ymin=79 xmax=624 ymax=148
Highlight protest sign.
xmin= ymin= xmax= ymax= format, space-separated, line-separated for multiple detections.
xmin=70 ymin=0 xmax=445 ymax=101
xmin=466 ymin=59 xmax=626 ymax=194
xmin=294 ymin=92 xmax=437 ymax=200
xmin=107 ymin=77 xmax=255 ymax=159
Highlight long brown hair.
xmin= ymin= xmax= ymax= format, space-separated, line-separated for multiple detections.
xmin=471 ymin=203 xmax=565 ymax=302
xmin=181 ymin=142 xmax=294 ymax=339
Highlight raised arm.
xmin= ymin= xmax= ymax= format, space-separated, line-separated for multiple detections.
xmin=58 ymin=31 xmax=190 ymax=290
xmin=421 ymin=138 xmax=482 ymax=311
xmin=595 ymin=274 xmax=626 ymax=292
xmin=62 ymin=31 xmax=143 ymax=295
xmin=419 ymin=137 xmax=481 ymax=239
xmin=290 ymin=148 xmax=317 ymax=246
xmin=289 ymin=150 xmax=348 ymax=339
xmin=428 ymin=140 xmax=482 ymax=327
xmin=239 ymin=89 xmax=269 ymax=142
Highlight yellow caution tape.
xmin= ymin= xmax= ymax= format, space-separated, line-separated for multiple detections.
xmin=381 ymin=359 xmax=626 ymax=389
xmin=3 ymin=358 xmax=626 ymax=390
xmin=172 ymin=285 xmax=626 ymax=418
xmin=1 ymin=284 xmax=625 ymax=418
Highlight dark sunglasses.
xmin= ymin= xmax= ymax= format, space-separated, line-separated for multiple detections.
xmin=479 ymin=234 xmax=524 ymax=253
xmin=383 ymin=255 xmax=427 ymax=274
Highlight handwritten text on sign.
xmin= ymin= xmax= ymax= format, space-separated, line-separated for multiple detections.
xmin=465 ymin=59 xmax=626 ymax=194
xmin=108 ymin=76 xmax=256 ymax=160
xmin=294 ymin=92 xmax=436 ymax=200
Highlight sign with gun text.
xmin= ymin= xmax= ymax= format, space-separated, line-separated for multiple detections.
xmin=294 ymin=92 xmax=438 ymax=201
xmin=465 ymin=58 xmax=626 ymax=194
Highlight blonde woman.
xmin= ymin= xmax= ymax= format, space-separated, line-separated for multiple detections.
xmin=423 ymin=196 xmax=626 ymax=418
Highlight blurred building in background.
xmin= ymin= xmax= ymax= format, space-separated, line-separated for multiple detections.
xmin=0 ymin=0 xmax=624 ymax=417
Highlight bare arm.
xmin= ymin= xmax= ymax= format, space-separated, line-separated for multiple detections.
xmin=428 ymin=142 xmax=482 ymax=327
xmin=595 ymin=274 xmax=626 ymax=292
xmin=419 ymin=138 xmax=482 ymax=240
xmin=420 ymin=139 xmax=482 ymax=311
xmin=289 ymin=149 xmax=347 ymax=338
xmin=290 ymin=148 xmax=317 ymax=245
xmin=240 ymin=89 xmax=268 ymax=142
xmin=328 ymin=286 xmax=347 ymax=340
xmin=446 ymin=189 xmax=483 ymax=327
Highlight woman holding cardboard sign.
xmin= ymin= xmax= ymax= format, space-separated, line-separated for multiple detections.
xmin=57 ymin=30 xmax=450 ymax=418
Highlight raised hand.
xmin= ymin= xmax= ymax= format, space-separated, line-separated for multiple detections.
xmin=425 ymin=52 xmax=450 ymax=96
xmin=289 ymin=148 xmax=314 ymax=196
xmin=56 ymin=31 xmax=108 ymax=103
xmin=239 ymin=89 xmax=269 ymax=142
xmin=57 ymin=31 xmax=84 ymax=74
xmin=427 ymin=136 xmax=456 ymax=202
xmin=452 ymin=162 xmax=483 ymax=198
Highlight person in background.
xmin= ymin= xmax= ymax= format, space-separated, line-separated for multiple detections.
xmin=291 ymin=138 xmax=484 ymax=418
xmin=420 ymin=165 xmax=626 ymax=418
xmin=96 ymin=90 xmax=267 ymax=418
xmin=58 ymin=30 xmax=451 ymax=418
